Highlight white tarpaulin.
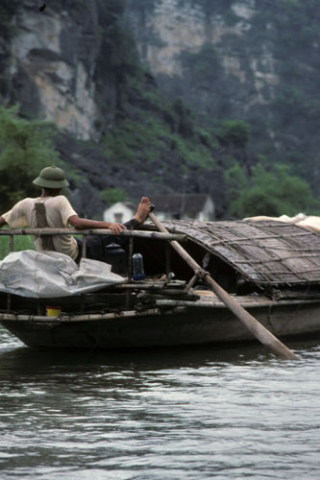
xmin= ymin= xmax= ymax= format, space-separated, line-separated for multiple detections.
xmin=0 ymin=250 xmax=125 ymax=298
xmin=244 ymin=213 xmax=320 ymax=235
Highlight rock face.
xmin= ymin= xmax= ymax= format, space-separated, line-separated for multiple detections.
xmin=9 ymin=0 xmax=100 ymax=140
xmin=4 ymin=0 xmax=283 ymax=140
xmin=124 ymin=0 xmax=279 ymax=118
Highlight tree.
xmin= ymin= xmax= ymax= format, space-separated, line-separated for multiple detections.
xmin=100 ymin=188 xmax=127 ymax=205
xmin=226 ymin=163 xmax=320 ymax=218
xmin=0 ymin=105 xmax=61 ymax=211
xmin=172 ymin=98 xmax=194 ymax=138
xmin=224 ymin=161 xmax=248 ymax=205
xmin=218 ymin=120 xmax=251 ymax=150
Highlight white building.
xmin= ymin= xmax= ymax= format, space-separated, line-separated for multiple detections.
xmin=103 ymin=195 xmax=215 ymax=224
xmin=103 ymin=202 xmax=136 ymax=224
xmin=149 ymin=194 xmax=215 ymax=221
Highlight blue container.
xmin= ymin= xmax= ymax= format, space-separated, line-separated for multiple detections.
xmin=132 ymin=253 xmax=146 ymax=280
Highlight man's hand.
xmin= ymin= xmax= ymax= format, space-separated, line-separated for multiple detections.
xmin=108 ymin=223 xmax=126 ymax=235
xmin=69 ymin=215 xmax=126 ymax=233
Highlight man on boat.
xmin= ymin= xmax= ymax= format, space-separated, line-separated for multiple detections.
xmin=0 ymin=166 xmax=151 ymax=263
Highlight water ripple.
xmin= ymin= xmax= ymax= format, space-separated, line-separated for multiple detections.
xmin=1 ymin=327 xmax=320 ymax=479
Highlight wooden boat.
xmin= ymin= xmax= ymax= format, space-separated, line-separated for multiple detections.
xmin=1 ymin=219 xmax=320 ymax=349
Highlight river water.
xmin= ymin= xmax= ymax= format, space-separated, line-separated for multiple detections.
xmin=0 ymin=326 xmax=320 ymax=480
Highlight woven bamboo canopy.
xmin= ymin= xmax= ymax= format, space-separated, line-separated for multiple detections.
xmin=152 ymin=219 xmax=320 ymax=287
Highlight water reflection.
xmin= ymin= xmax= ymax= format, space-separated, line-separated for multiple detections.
xmin=0 ymin=332 xmax=318 ymax=376
xmin=0 ymin=339 xmax=279 ymax=378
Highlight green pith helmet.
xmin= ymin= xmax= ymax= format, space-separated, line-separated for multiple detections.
xmin=33 ymin=166 xmax=69 ymax=189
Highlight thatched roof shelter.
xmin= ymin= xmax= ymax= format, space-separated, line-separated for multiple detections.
xmin=154 ymin=219 xmax=320 ymax=287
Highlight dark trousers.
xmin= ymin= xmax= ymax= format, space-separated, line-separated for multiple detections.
xmin=75 ymin=219 xmax=139 ymax=263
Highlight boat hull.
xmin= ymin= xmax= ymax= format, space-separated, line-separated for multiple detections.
xmin=2 ymin=299 xmax=320 ymax=349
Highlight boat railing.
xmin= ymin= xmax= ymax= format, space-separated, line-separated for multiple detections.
xmin=0 ymin=227 xmax=186 ymax=257
xmin=0 ymin=228 xmax=187 ymax=313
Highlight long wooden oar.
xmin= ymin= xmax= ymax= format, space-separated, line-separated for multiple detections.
xmin=149 ymin=211 xmax=299 ymax=360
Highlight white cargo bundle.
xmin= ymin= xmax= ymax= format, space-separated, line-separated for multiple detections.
xmin=0 ymin=250 xmax=125 ymax=298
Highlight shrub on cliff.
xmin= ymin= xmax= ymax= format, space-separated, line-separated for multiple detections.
xmin=0 ymin=105 xmax=61 ymax=211
xmin=218 ymin=120 xmax=251 ymax=150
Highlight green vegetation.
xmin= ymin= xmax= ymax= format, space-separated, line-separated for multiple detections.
xmin=100 ymin=188 xmax=127 ymax=205
xmin=225 ymin=163 xmax=320 ymax=218
xmin=0 ymin=0 xmax=19 ymax=39
xmin=0 ymin=105 xmax=62 ymax=212
xmin=0 ymin=234 xmax=34 ymax=261
xmin=218 ymin=120 xmax=251 ymax=150
xmin=0 ymin=0 xmax=19 ymax=98
xmin=102 ymin=109 xmax=216 ymax=170
xmin=181 ymin=44 xmax=223 ymax=89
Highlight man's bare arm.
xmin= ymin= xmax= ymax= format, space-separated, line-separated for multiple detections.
xmin=0 ymin=217 xmax=7 ymax=228
xmin=68 ymin=215 xmax=126 ymax=235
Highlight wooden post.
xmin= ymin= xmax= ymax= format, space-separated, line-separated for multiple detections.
xmin=165 ymin=242 xmax=172 ymax=279
xmin=82 ymin=235 xmax=87 ymax=258
xmin=6 ymin=235 xmax=14 ymax=312
xmin=186 ymin=274 xmax=198 ymax=291
xmin=9 ymin=235 xmax=14 ymax=252
xmin=126 ymin=228 xmax=134 ymax=309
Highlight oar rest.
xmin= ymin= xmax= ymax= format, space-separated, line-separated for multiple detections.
xmin=34 ymin=202 xmax=55 ymax=251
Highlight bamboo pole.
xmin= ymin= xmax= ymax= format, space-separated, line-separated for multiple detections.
xmin=0 ymin=308 xmax=165 ymax=323
xmin=0 ymin=228 xmax=186 ymax=241
xmin=148 ymin=211 xmax=299 ymax=360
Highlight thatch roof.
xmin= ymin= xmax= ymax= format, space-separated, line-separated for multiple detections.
xmin=157 ymin=219 xmax=320 ymax=286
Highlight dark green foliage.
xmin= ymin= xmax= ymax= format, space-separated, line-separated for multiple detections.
xmin=0 ymin=105 xmax=62 ymax=212
xmin=181 ymin=44 xmax=222 ymax=88
xmin=172 ymin=98 xmax=194 ymax=138
xmin=0 ymin=0 xmax=19 ymax=39
xmin=223 ymin=8 xmax=239 ymax=26
xmin=0 ymin=0 xmax=19 ymax=99
xmin=96 ymin=0 xmax=141 ymax=86
xmin=180 ymin=44 xmax=232 ymax=120
xmin=218 ymin=120 xmax=251 ymax=150
xmin=100 ymin=188 xmax=127 ymax=205
xmin=225 ymin=163 xmax=320 ymax=218
xmin=102 ymin=111 xmax=216 ymax=170
xmin=224 ymin=161 xmax=248 ymax=206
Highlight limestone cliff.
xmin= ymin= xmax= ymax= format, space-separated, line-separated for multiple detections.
xmin=6 ymin=0 xmax=101 ymax=141
xmin=124 ymin=0 xmax=279 ymax=115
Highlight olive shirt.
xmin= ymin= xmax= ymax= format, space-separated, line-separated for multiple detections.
xmin=1 ymin=195 xmax=79 ymax=260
